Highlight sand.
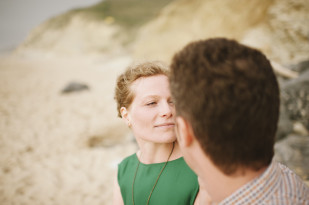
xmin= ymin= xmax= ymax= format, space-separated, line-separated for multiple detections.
xmin=0 ymin=53 xmax=137 ymax=205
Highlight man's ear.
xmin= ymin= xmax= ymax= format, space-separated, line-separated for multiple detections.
xmin=120 ymin=107 xmax=131 ymax=127
xmin=176 ymin=116 xmax=195 ymax=147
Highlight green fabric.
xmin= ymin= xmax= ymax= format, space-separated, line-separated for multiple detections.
xmin=118 ymin=154 xmax=199 ymax=205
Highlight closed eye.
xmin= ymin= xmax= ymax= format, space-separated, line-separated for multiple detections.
xmin=146 ymin=102 xmax=157 ymax=106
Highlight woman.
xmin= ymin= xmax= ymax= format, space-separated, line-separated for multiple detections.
xmin=113 ymin=61 xmax=199 ymax=205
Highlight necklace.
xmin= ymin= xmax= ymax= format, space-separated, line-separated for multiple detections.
xmin=132 ymin=142 xmax=175 ymax=205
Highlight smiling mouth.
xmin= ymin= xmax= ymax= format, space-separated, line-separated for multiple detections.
xmin=154 ymin=123 xmax=175 ymax=128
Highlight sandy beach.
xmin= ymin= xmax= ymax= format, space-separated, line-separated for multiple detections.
xmin=0 ymin=54 xmax=138 ymax=204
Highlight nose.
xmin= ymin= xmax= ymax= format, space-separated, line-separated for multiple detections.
xmin=159 ymin=101 xmax=173 ymax=118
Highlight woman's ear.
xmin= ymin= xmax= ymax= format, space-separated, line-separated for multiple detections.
xmin=120 ymin=107 xmax=131 ymax=127
xmin=176 ymin=116 xmax=194 ymax=147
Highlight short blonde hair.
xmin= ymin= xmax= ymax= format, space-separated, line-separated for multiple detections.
xmin=114 ymin=61 xmax=169 ymax=117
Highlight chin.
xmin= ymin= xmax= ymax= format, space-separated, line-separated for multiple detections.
xmin=152 ymin=133 xmax=176 ymax=144
xmin=163 ymin=134 xmax=177 ymax=143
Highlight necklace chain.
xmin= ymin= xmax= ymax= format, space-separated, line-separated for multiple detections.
xmin=132 ymin=142 xmax=175 ymax=205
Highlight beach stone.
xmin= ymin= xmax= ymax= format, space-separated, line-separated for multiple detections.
xmin=276 ymin=61 xmax=309 ymax=140
xmin=290 ymin=60 xmax=309 ymax=74
xmin=61 ymin=81 xmax=90 ymax=94
xmin=276 ymin=110 xmax=294 ymax=141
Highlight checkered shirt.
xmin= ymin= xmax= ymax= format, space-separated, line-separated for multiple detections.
xmin=219 ymin=160 xmax=309 ymax=205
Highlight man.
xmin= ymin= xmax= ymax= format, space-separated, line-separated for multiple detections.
xmin=169 ymin=38 xmax=309 ymax=204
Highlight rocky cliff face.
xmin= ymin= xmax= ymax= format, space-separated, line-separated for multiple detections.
xmin=133 ymin=0 xmax=273 ymax=61
xmin=133 ymin=0 xmax=309 ymax=64
xmin=15 ymin=0 xmax=174 ymax=58
xmin=16 ymin=0 xmax=309 ymax=65
xmin=15 ymin=13 xmax=125 ymax=58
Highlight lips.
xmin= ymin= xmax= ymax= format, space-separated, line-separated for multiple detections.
xmin=154 ymin=123 xmax=175 ymax=128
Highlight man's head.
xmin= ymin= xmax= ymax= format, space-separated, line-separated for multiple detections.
xmin=169 ymin=38 xmax=280 ymax=175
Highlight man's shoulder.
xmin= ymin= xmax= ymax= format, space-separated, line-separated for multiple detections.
xmin=277 ymin=161 xmax=308 ymax=187
xmin=271 ymin=161 xmax=309 ymax=204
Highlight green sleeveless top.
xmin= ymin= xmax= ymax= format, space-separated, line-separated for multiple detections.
xmin=118 ymin=154 xmax=199 ymax=205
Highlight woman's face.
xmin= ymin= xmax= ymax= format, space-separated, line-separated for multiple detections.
xmin=121 ymin=75 xmax=176 ymax=144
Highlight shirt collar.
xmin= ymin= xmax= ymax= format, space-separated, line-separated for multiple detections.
xmin=219 ymin=160 xmax=281 ymax=205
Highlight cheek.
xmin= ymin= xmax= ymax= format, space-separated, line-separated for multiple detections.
xmin=131 ymin=109 xmax=154 ymax=126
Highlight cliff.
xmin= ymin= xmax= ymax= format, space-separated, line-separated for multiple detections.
xmin=15 ymin=0 xmax=309 ymax=65
xmin=133 ymin=0 xmax=309 ymax=64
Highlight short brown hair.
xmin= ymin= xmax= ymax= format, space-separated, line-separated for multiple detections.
xmin=170 ymin=38 xmax=280 ymax=174
xmin=115 ymin=61 xmax=169 ymax=117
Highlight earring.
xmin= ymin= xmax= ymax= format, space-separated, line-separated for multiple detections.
xmin=128 ymin=122 xmax=131 ymax=127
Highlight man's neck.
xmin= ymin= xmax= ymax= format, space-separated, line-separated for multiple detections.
xmin=196 ymin=155 xmax=267 ymax=203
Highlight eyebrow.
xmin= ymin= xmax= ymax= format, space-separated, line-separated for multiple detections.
xmin=141 ymin=95 xmax=160 ymax=101
xmin=141 ymin=95 xmax=173 ymax=102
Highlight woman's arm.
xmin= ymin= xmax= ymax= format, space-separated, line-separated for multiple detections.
xmin=112 ymin=170 xmax=124 ymax=205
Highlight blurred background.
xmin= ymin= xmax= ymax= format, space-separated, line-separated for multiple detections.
xmin=0 ymin=0 xmax=102 ymax=53
xmin=0 ymin=0 xmax=308 ymax=204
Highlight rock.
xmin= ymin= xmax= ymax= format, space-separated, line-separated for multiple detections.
xmin=276 ymin=110 xmax=293 ymax=141
xmin=61 ymin=81 xmax=89 ymax=94
xmin=274 ymin=135 xmax=309 ymax=182
xmin=290 ymin=60 xmax=309 ymax=74
xmin=277 ymin=62 xmax=309 ymax=140
xmin=133 ymin=0 xmax=309 ymax=64
xmin=293 ymin=122 xmax=309 ymax=136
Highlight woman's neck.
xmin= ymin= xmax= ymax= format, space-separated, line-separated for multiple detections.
xmin=136 ymin=141 xmax=182 ymax=164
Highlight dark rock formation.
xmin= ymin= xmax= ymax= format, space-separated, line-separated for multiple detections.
xmin=276 ymin=60 xmax=309 ymax=140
